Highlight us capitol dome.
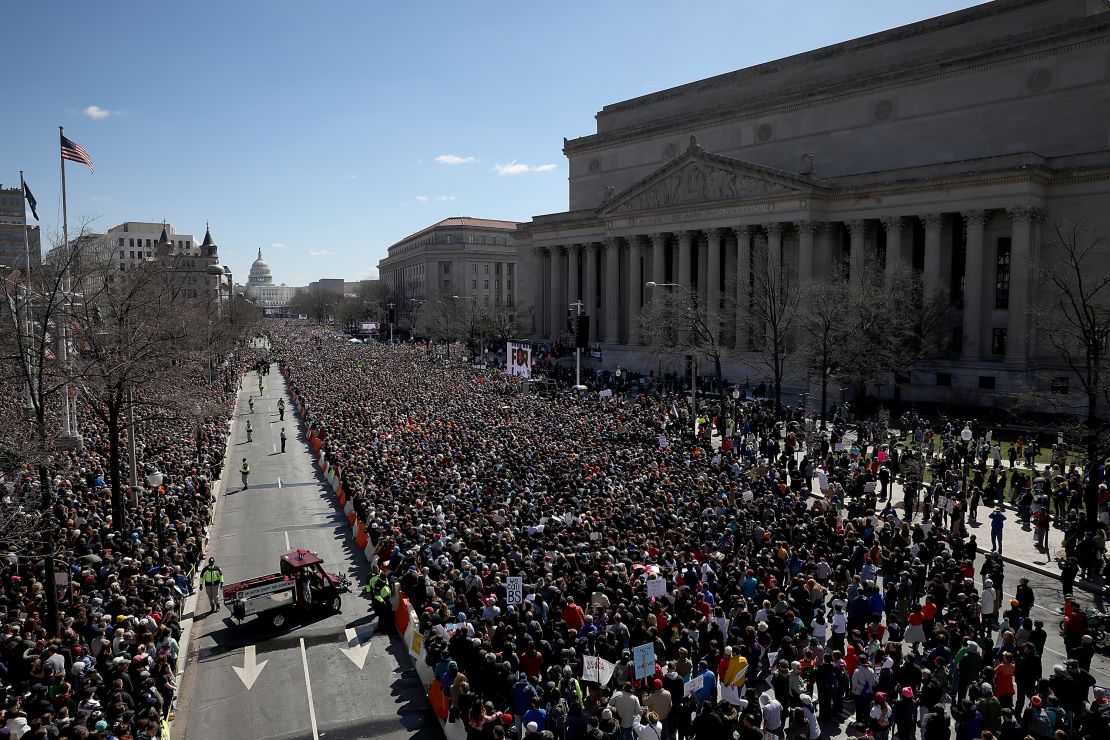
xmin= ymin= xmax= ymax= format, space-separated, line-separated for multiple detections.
xmin=246 ymin=247 xmax=273 ymax=287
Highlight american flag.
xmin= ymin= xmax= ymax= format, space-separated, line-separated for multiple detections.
xmin=60 ymin=134 xmax=94 ymax=173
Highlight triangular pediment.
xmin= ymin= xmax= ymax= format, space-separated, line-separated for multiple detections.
xmin=598 ymin=136 xmax=829 ymax=216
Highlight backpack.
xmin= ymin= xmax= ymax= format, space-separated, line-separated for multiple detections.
xmin=548 ymin=697 xmax=569 ymax=735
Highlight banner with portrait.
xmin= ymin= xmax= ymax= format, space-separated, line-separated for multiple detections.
xmin=507 ymin=341 xmax=532 ymax=378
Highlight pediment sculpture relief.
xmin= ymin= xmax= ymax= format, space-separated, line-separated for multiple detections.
xmin=610 ymin=161 xmax=793 ymax=214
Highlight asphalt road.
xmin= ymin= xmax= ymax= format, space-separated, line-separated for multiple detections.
xmin=173 ymin=366 xmax=441 ymax=740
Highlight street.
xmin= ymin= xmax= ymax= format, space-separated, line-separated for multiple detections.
xmin=173 ymin=365 xmax=440 ymax=740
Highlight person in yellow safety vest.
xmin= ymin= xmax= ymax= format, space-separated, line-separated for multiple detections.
xmin=240 ymin=458 xmax=250 ymax=490
xmin=277 ymin=398 xmax=286 ymax=420
xmin=364 ymin=568 xmax=383 ymax=595
xmin=371 ymin=576 xmax=393 ymax=635
xmin=200 ymin=557 xmax=224 ymax=613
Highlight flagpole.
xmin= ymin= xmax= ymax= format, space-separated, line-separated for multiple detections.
xmin=58 ymin=126 xmax=74 ymax=440
xmin=19 ymin=171 xmax=36 ymax=410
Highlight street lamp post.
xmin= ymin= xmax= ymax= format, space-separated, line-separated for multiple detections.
xmin=146 ymin=468 xmax=165 ymax=564
xmin=569 ymin=300 xmax=585 ymax=391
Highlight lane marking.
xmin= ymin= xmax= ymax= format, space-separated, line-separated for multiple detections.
xmin=284 ymin=531 xmax=290 ymax=550
xmin=273 ymin=443 xmax=277 ymax=453
xmin=278 ymin=477 xmax=283 ymax=489
xmin=299 ymin=637 xmax=320 ymax=740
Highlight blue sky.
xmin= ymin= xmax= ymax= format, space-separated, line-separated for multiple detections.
xmin=5 ymin=1 xmax=987 ymax=286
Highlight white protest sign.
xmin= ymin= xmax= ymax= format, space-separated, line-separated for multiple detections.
xmin=632 ymin=643 xmax=655 ymax=679
xmin=719 ymin=682 xmax=742 ymax=705
xmin=589 ymin=531 xmax=602 ymax=541
xmin=646 ymin=578 xmax=667 ymax=599
xmin=599 ymin=389 xmax=613 ymax=399
xmin=506 ymin=576 xmax=523 ymax=605
xmin=582 ymin=655 xmax=617 ymax=686
xmin=658 ymin=435 xmax=669 ymax=449
xmin=742 ymin=491 xmax=754 ymax=503
xmin=683 ymin=673 xmax=703 ymax=697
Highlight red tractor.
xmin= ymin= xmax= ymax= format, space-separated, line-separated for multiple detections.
xmin=223 ymin=549 xmax=351 ymax=627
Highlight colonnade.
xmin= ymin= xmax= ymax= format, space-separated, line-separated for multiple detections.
xmin=532 ymin=207 xmax=1039 ymax=362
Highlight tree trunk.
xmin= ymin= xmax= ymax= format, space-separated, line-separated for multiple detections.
xmin=1086 ymin=388 xmax=1101 ymax=525
xmin=820 ymin=371 xmax=829 ymax=432
xmin=108 ymin=403 xmax=126 ymax=529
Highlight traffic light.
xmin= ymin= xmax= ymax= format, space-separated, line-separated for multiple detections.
xmin=575 ymin=314 xmax=590 ymax=349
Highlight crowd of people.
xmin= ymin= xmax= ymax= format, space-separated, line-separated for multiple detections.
xmin=0 ymin=350 xmax=259 ymax=739
xmin=277 ymin=327 xmax=1109 ymax=740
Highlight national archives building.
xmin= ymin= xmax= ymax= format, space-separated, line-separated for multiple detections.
xmin=516 ymin=0 xmax=1110 ymax=405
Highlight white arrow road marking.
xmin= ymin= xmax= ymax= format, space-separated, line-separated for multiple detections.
xmin=284 ymin=531 xmax=291 ymax=550
xmin=339 ymin=627 xmax=371 ymax=669
xmin=300 ymin=637 xmax=320 ymax=740
xmin=232 ymin=645 xmax=267 ymax=690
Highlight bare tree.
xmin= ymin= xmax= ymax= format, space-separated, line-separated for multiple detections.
xmin=639 ymin=282 xmax=732 ymax=436
xmin=796 ymin=279 xmax=858 ymax=428
xmin=1030 ymin=219 xmax=1110 ymax=520
xmin=748 ymin=235 xmax=802 ymax=410
xmin=67 ymin=254 xmax=201 ymax=530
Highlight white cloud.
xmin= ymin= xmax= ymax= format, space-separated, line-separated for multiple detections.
xmin=83 ymin=105 xmax=110 ymax=120
xmin=347 ymin=174 xmax=357 ymax=179
xmin=436 ymin=154 xmax=476 ymax=166
xmin=437 ymin=195 xmax=456 ymax=202
xmin=415 ymin=195 xmax=429 ymax=203
xmin=493 ymin=160 xmax=557 ymax=176
xmin=308 ymin=249 xmax=329 ymax=257
xmin=271 ymin=242 xmax=287 ymax=249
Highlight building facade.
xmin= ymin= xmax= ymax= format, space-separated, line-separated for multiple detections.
xmin=378 ymin=217 xmax=522 ymax=310
xmin=243 ymin=248 xmax=301 ymax=316
xmin=0 ymin=185 xmax=41 ymax=271
xmin=518 ymin=0 xmax=1110 ymax=405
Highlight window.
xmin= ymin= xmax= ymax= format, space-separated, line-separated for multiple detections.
xmin=472 ymin=264 xmax=477 ymax=274
xmin=978 ymin=376 xmax=996 ymax=390
xmin=145 ymin=239 xmax=151 ymax=248
xmin=995 ymin=238 xmax=1011 ymax=309
xmin=468 ymin=236 xmax=474 ymax=243
xmin=935 ymin=373 xmax=952 ymax=387
xmin=484 ymin=265 xmax=489 ymax=274
xmin=118 ymin=237 xmax=124 ymax=246
xmin=472 ymin=280 xmax=477 ymax=289
xmin=119 ymin=250 xmax=125 ymax=259
xmin=442 ymin=263 xmax=451 ymax=274
xmin=507 ymin=264 xmax=514 ymax=276
xmin=495 ymin=264 xmax=501 ymax=275
xmin=446 ymin=235 xmax=453 ymax=244
xmin=129 ymin=238 xmax=135 ymax=247
xmin=130 ymin=250 xmax=135 ymax=259
xmin=1051 ymin=377 xmax=1070 ymax=394
xmin=507 ymin=280 xmax=513 ymax=290
xmin=991 ymin=328 xmax=1007 ymax=355
xmin=484 ymin=280 xmax=489 ymax=289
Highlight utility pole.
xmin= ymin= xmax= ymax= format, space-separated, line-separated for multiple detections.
xmin=127 ymin=387 xmax=139 ymax=508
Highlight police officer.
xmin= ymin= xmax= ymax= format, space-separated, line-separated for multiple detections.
xmin=248 ymin=396 xmax=255 ymax=414
xmin=280 ymin=427 xmax=287 ymax=453
xmin=370 ymin=571 xmax=393 ymax=634
xmin=200 ymin=558 xmax=224 ymax=613
xmin=240 ymin=458 xmax=250 ymax=490
xmin=245 ymin=420 xmax=253 ymax=443
xmin=277 ymin=398 xmax=286 ymax=421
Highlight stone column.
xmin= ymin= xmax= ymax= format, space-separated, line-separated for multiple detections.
xmin=735 ymin=226 xmax=751 ymax=350
xmin=549 ymin=246 xmax=564 ymax=340
xmin=628 ymin=237 xmax=642 ymax=344
xmin=677 ymin=231 xmax=692 ymax=288
xmin=532 ymin=247 xmax=546 ymax=337
xmin=962 ymin=210 xmax=987 ymax=359
xmin=651 ymin=233 xmax=666 ymax=287
xmin=797 ymin=220 xmax=815 ymax=284
xmin=604 ymin=238 xmax=620 ymax=343
xmin=882 ymin=217 xmax=904 ymax=282
xmin=922 ymin=213 xmax=944 ymax=297
xmin=816 ymin=222 xmax=836 ymax=278
xmin=707 ymin=228 xmax=723 ymax=342
xmin=1006 ymin=207 xmax=1038 ymax=362
xmin=697 ymin=234 xmax=709 ymax=307
xmin=847 ymin=220 xmax=866 ymax=289
xmin=568 ymin=246 xmax=580 ymax=308
xmin=766 ymin=223 xmax=782 ymax=282
xmin=584 ymin=243 xmax=598 ymax=341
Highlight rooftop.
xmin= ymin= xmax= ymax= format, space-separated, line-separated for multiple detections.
xmin=393 ymin=217 xmax=521 ymax=247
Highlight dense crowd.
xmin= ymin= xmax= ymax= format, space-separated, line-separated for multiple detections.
xmin=279 ymin=328 xmax=1109 ymax=740
xmin=0 ymin=351 xmax=258 ymax=740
